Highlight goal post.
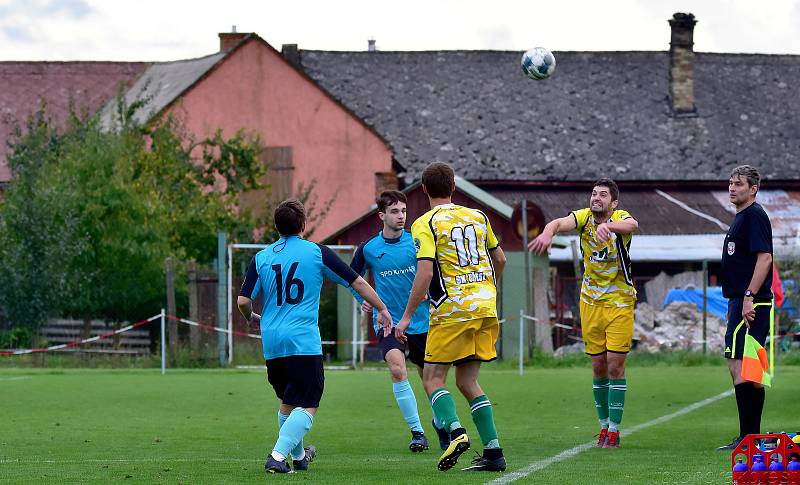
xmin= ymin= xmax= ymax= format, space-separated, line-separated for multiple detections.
xmin=226 ymin=243 xmax=362 ymax=367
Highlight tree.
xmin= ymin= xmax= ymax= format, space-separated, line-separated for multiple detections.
xmin=0 ymin=99 xmax=267 ymax=334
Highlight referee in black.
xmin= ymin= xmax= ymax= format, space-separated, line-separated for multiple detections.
xmin=717 ymin=165 xmax=773 ymax=451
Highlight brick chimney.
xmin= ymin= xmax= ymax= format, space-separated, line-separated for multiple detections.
xmin=219 ymin=26 xmax=248 ymax=53
xmin=374 ymin=172 xmax=399 ymax=195
xmin=668 ymin=13 xmax=697 ymax=116
xmin=281 ymin=44 xmax=301 ymax=68
xmin=368 ymin=38 xmax=377 ymax=52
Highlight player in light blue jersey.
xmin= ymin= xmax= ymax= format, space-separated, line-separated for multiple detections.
xmin=350 ymin=190 xmax=449 ymax=453
xmin=238 ymin=199 xmax=392 ymax=474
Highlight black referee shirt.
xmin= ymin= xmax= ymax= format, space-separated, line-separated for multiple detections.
xmin=720 ymin=202 xmax=773 ymax=299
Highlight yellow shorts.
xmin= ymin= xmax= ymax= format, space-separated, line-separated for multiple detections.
xmin=425 ymin=317 xmax=499 ymax=365
xmin=580 ymin=301 xmax=634 ymax=355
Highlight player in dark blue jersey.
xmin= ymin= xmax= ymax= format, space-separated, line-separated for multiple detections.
xmin=350 ymin=191 xmax=449 ymax=453
xmin=238 ymin=199 xmax=392 ymax=474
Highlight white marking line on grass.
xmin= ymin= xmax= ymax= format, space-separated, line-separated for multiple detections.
xmin=0 ymin=376 xmax=31 ymax=381
xmin=485 ymin=388 xmax=734 ymax=485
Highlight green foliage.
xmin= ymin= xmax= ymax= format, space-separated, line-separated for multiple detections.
xmin=0 ymin=327 xmax=33 ymax=349
xmin=0 ymin=99 xmax=265 ymax=331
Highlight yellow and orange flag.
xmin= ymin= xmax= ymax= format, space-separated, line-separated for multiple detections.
xmin=741 ymin=331 xmax=771 ymax=387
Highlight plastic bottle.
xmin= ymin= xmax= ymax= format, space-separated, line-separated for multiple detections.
xmin=732 ymin=458 xmax=749 ymax=485
xmin=752 ymin=454 xmax=768 ymax=485
xmin=787 ymin=456 xmax=800 ymax=485
xmin=768 ymin=456 xmax=785 ymax=485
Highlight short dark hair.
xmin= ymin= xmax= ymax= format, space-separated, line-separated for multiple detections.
xmin=376 ymin=190 xmax=407 ymax=213
xmin=274 ymin=199 xmax=306 ymax=236
xmin=593 ymin=177 xmax=619 ymax=201
xmin=421 ymin=162 xmax=455 ymax=198
xmin=730 ymin=165 xmax=761 ymax=190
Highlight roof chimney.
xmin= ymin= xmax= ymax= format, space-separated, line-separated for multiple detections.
xmin=368 ymin=38 xmax=376 ymax=52
xmin=282 ymin=44 xmax=301 ymax=68
xmin=668 ymin=13 xmax=697 ymax=116
xmin=219 ymin=25 xmax=248 ymax=53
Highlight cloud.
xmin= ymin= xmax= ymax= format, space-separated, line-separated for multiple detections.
xmin=0 ymin=0 xmax=92 ymax=18
xmin=2 ymin=24 xmax=34 ymax=42
xmin=42 ymin=0 xmax=92 ymax=19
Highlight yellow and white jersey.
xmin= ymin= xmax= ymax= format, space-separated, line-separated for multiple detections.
xmin=411 ymin=203 xmax=499 ymax=325
xmin=571 ymin=208 xmax=637 ymax=307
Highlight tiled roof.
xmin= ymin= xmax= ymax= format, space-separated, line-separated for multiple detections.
xmin=98 ymin=52 xmax=226 ymax=128
xmin=484 ymin=187 xmax=733 ymax=235
xmin=0 ymin=61 xmax=149 ymax=182
xmin=298 ymin=50 xmax=800 ymax=182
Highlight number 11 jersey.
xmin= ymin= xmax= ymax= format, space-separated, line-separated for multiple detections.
xmin=240 ymin=235 xmax=358 ymax=360
xmin=411 ymin=203 xmax=500 ymax=325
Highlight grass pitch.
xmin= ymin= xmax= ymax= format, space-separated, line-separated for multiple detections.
xmin=2 ymin=364 xmax=799 ymax=484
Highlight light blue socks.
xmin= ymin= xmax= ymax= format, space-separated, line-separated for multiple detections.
xmin=274 ymin=408 xmax=313 ymax=459
xmin=393 ymin=379 xmax=424 ymax=433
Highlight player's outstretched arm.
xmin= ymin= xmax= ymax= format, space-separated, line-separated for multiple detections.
xmin=351 ymin=277 xmax=387 ymax=312
xmin=395 ymin=259 xmax=433 ymax=342
xmin=237 ymin=296 xmax=260 ymax=324
xmin=237 ymin=258 xmax=261 ymax=325
xmin=528 ymin=215 xmax=577 ymax=255
xmin=351 ymin=277 xmax=392 ymax=334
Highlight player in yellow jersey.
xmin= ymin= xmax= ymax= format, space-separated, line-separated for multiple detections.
xmin=528 ymin=178 xmax=638 ymax=449
xmin=393 ymin=162 xmax=507 ymax=472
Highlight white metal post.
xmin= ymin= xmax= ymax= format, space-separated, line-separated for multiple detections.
xmin=519 ymin=308 xmax=524 ymax=376
xmin=160 ymin=308 xmax=166 ymax=375
xmin=227 ymin=244 xmax=233 ymax=364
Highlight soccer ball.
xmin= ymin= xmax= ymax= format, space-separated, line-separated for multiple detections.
xmin=521 ymin=47 xmax=556 ymax=80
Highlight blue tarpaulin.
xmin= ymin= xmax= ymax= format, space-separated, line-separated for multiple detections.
xmin=663 ymin=287 xmax=729 ymax=320
xmin=663 ymin=284 xmax=797 ymax=320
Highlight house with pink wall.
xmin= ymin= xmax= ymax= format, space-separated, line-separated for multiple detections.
xmin=97 ymin=33 xmax=397 ymax=241
xmin=2 ymin=33 xmax=397 ymax=242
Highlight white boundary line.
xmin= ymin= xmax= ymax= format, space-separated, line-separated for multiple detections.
xmin=0 ymin=376 xmax=31 ymax=381
xmin=485 ymin=388 xmax=734 ymax=485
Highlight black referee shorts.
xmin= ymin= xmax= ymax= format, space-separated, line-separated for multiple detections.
xmin=724 ymin=297 xmax=771 ymax=360
xmin=265 ymin=355 xmax=324 ymax=408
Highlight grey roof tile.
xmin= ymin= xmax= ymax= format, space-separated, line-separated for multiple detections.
xmin=98 ymin=52 xmax=225 ymax=128
xmin=298 ymin=50 xmax=800 ymax=181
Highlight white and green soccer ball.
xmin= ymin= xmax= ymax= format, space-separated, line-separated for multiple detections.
xmin=521 ymin=47 xmax=556 ymax=80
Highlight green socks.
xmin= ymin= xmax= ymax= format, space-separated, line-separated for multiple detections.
xmin=593 ymin=377 xmax=610 ymax=424
xmin=470 ymin=395 xmax=500 ymax=448
xmin=430 ymin=388 xmax=461 ymax=432
xmin=608 ymin=378 xmax=627 ymax=430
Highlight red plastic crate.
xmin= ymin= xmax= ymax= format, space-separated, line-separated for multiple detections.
xmin=731 ymin=433 xmax=800 ymax=484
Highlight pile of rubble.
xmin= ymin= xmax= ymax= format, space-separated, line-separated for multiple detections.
xmin=634 ymin=301 xmax=726 ymax=352
xmin=552 ymin=301 xmax=726 ymax=356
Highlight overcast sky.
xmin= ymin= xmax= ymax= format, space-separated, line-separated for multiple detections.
xmin=1 ymin=0 xmax=800 ymax=61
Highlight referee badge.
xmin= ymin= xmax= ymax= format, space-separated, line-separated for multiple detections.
xmin=727 ymin=241 xmax=736 ymax=255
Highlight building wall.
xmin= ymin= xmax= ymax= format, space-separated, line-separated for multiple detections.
xmin=169 ymin=40 xmax=394 ymax=241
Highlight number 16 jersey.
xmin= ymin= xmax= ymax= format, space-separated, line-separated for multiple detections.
xmin=240 ymin=235 xmax=358 ymax=360
xmin=411 ymin=203 xmax=500 ymax=325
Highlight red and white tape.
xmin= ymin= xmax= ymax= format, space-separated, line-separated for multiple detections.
xmin=0 ymin=314 xmax=160 ymax=356
xmin=169 ymin=315 xmax=376 ymax=345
